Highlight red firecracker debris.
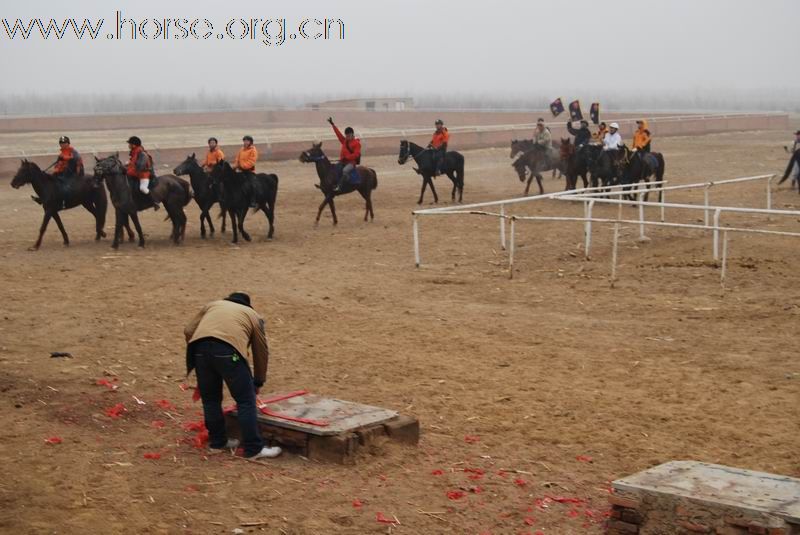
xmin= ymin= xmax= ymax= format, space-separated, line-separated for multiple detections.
xmin=446 ymin=490 xmax=466 ymax=500
xmin=576 ymin=455 xmax=593 ymax=462
xmin=143 ymin=452 xmax=161 ymax=460
xmin=514 ymin=478 xmax=527 ymax=487
xmin=567 ymin=509 xmax=580 ymax=518
xmin=546 ymin=495 xmax=584 ymax=505
xmin=44 ymin=436 xmax=63 ymax=445
xmin=95 ymin=378 xmax=119 ymax=390
xmin=150 ymin=420 xmax=166 ymax=429
xmin=375 ymin=512 xmax=398 ymax=525
xmin=463 ymin=467 xmax=485 ymax=480
xmin=104 ymin=403 xmax=127 ymax=419
xmin=524 ymin=517 xmax=536 ymax=526
xmin=184 ymin=485 xmax=199 ymax=492
xmin=431 ymin=469 xmax=444 ymax=476
xmin=464 ymin=435 xmax=480 ymax=444
xmin=352 ymin=499 xmax=362 ymax=508
xmin=469 ymin=486 xmax=483 ymax=494
xmin=192 ymin=387 xmax=200 ymax=402
xmin=155 ymin=399 xmax=175 ymax=410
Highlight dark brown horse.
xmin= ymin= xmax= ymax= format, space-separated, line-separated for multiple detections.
xmin=210 ymin=160 xmax=278 ymax=243
xmin=299 ymin=142 xmax=377 ymax=225
xmin=10 ymin=159 xmax=111 ymax=250
xmin=173 ymin=153 xmax=227 ymax=238
xmin=509 ymin=140 xmax=563 ymax=195
xmin=93 ymin=154 xmax=191 ymax=248
xmin=397 ymin=140 xmax=464 ymax=204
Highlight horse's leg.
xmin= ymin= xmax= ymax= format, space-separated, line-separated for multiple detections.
xmin=130 ymin=212 xmax=145 ymax=247
xmin=328 ymin=197 xmax=338 ymax=226
xmin=199 ymin=208 xmax=207 ymax=239
xmin=229 ymin=210 xmax=238 ymax=243
xmin=125 ymin=218 xmax=135 ymax=242
xmin=524 ymin=173 xmax=532 ymax=196
xmin=111 ymin=210 xmax=123 ymax=249
xmin=52 ymin=212 xmax=69 ymax=246
xmin=418 ymin=180 xmax=427 ymax=205
xmin=428 ymin=177 xmax=439 ymax=204
xmin=206 ymin=205 xmax=216 ymax=236
xmin=357 ymin=188 xmax=371 ymax=222
xmin=315 ymin=197 xmax=329 ymax=226
xmin=31 ymin=210 xmax=54 ymax=250
xmin=536 ymin=174 xmax=544 ymax=195
xmin=264 ymin=202 xmax=275 ymax=239
xmin=239 ymin=208 xmax=251 ymax=242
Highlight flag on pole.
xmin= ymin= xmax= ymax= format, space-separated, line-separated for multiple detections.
xmin=590 ymin=103 xmax=601 ymax=124
xmin=549 ymin=98 xmax=565 ymax=117
xmin=569 ymin=100 xmax=583 ymax=122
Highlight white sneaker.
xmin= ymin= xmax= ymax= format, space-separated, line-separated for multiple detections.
xmin=249 ymin=446 xmax=282 ymax=459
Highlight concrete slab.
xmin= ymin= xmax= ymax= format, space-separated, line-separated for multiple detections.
xmin=613 ymin=461 xmax=800 ymax=524
xmin=255 ymin=392 xmax=398 ymax=436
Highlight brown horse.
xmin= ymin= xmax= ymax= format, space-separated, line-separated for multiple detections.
xmin=10 ymin=159 xmax=114 ymax=250
xmin=93 ymin=154 xmax=191 ymax=248
xmin=299 ymin=142 xmax=377 ymax=225
xmin=510 ymin=140 xmax=564 ymax=195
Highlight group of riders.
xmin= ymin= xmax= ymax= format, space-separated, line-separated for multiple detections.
xmin=38 ymin=117 xmax=451 ymax=204
xmin=30 ymin=116 xmax=800 ymax=208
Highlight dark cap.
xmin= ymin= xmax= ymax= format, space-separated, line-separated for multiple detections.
xmin=225 ymin=292 xmax=251 ymax=308
xmin=127 ymin=136 xmax=142 ymax=146
xmin=435 ymin=119 xmax=444 ymax=125
xmin=242 ymin=135 xmax=254 ymax=143
xmin=208 ymin=137 xmax=218 ymax=144
xmin=344 ymin=127 xmax=354 ymax=135
xmin=59 ymin=135 xmax=70 ymax=144
xmin=537 ymin=117 xmax=545 ymax=123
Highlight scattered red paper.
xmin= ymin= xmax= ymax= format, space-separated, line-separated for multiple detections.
xmin=464 ymin=467 xmax=485 ymax=480
xmin=184 ymin=485 xmax=199 ymax=492
xmin=469 ymin=486 xmax=483 ymax=494
xmin=524 ymin=517 xmax=536 ymax=526
xmin=514 ymin=478 xmax=527 ymax=487
xmin=104 ymin=403 xmax=127 ymax=419
xmin=143 ymin=452 xmax=161 ymax=460
xmin=431 ymin=469 xmax=444 ymax=476
xmin=576 ymin=455 xmax=593 ymax=462
xmin=352 ymin=499 xmax=362 ymax=508
xmin=547 ymin=495 xmax=584 ymax=505
xmin=464 ymin=435 xmax=480 ymax=444
xmin=192 ymin=428 xmax=209 ymax=449
xmin=44 ymin=436 xmax=62 ymax=445
xmin=150 ymin=420 xmax=166 ymax=429
xmin=446 ymin=490 xmax=466 ymax=500
xmin=496 ymin=470 xmax=508 ymax=478
xmin=567 ymin=509 xmax=580 ymax=518
xmin=183 ymin=421 xmax=205 ymax=432
xmin=191 ymin=387 xmax=200 ymax=402
xmin=156 ymin=399 xmax=175 ymax=410
xmin=95 ymin=378 xmax=119 ymax=390
xmin=259 ymin=406 xmax=328 ymax=427
xmin=375 ymin=512 xmax=398 ymax=525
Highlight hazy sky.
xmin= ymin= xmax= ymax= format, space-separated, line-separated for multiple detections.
xmin=1 ymin=0 xmax=798 ymax=97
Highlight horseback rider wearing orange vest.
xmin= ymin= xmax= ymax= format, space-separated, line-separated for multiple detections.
xmin=429 ymin=119 xmax=450 ymax=174
xmin=632 ymin=120 xmax=652 ymax=152
xmin=53 ymin=136 xmax=84 ymax=178
xmin=203 ymin=137 xmax=225 ymax=172
xmin=328 ymin=117 xmax=361 ymax=191
xmin=126 ymin=136 xmax=155 ymax=195
xmin=234 ymin=136 xmax=258 ymax=175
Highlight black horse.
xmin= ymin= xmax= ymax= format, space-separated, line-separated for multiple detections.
xmin=570 ymin=144 xmax=603 ymax=191
xmin=589 ymin=149 xmax=622 ymax=190
xmin=509 ymin=142 xmax=562 ymax=196
xmin=398 ymin=140 xmax=464 ymax=204
xmin=210 ymin=160 xmax=278 ymax=243
xmin=173 ymin=153 xmax=227 ymax=238
xmin=93 ymin=154 xmax=191 ymax=248
xmin=299 ymin=142 xmax=377 ymax=226
xmin=10 ymin=159 xmax=111 ymax=250
xmin=510 ymin=139 xmax=563 ymax=180
xmin=619 ymin=146 xmax=666 ymax=202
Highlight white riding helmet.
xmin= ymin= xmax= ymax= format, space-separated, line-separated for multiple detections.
xmin=609 ymin=122 xmax=620 ymax=129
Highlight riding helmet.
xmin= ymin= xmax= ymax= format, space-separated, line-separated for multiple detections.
xmin=344 ymin=127 xmax=354 ymax=135
xmin=609 ymin=122 xmax=620 ymax=129
xmin=127 ymin=136 xmax=142 ymax=146
xmin=58 ymin=135 xmax=70 ymax=144
xmin=435 ymin=119 xmax=444 ymax=125
xmin=242 ymin=135 xmax=254 ymax=143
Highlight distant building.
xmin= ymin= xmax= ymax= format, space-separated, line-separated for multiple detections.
xmin=309 ymin=98 xmax=413 ymax=112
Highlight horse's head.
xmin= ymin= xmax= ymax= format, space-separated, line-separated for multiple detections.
xmin=299 ymin=142 xmax=325 ymax=164
xmin=10 ymin=159 xmax=42 ymax=189
xmin=398 ymin=140 xmax=410 ymax=165
xmin=173 ymin=153 xmax=198 ymax=176
xmin=560 ymin=138 xmax=574 ymax=159
xmin=93 ymin=153 xmax=124 ymax=181
xmin=511 ymin=156 xmax=528 ymax=182
xmin=510 ymin=139 xmax=531 ymax=159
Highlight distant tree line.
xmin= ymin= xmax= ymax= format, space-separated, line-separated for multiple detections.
xmin=0 ymin=89 xmax=796 ymax=116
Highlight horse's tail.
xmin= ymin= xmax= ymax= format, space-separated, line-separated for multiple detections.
xmin=655 ymin=152 xmax=665 ymax=182
xmin=369 ymin=168 xmax=378 ymax=190
xmin=454 ymin=154 xmax=465 ymax=188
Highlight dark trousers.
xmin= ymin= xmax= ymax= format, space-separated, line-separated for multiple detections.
xmin=190 ymin=338 xmax=264 ymax=456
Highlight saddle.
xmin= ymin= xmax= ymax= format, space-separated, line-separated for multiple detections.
xmin=335 ymin=164 xmax=361 ymax=185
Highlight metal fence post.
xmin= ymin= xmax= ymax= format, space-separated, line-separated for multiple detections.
xmin=712 ymin=208 xmax=722 ymax=260
xmin=584 ymin=199 xmax=595 ymax=259
xmin=508 ymin=217 xmax=516 ymax=280
xmin=413 ymin=214 xmax=421 ymax=267
xmin=500 ymin=203 xmax=506 ymax=250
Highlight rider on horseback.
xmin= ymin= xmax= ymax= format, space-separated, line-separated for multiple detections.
xmin=533 ymin=118 xmax=552 ymax=150
xmin=203 ymin=137 xmax=225 ymax=172
xmin=33 ymin=136 xmax=85 ymax=207
xmin=233 ymin=136 xmax=258 ymax=177
xmin=632 ymin=120 xmax=652 ymax=153
xmin=566 ymin=119 xmax=592 ymax=148
xmin=328 ymin=117 xmax=361 ymax=192
xmin=593 ymin=122 xmax=609 ymax=144
xmin=428 ymin=119 xmax=449 ymax=175
xmin=127 ymin=136 xmax=161 ymax=209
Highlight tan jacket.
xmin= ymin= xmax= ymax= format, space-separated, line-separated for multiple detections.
xmin=184 ymin=300 xmax=269 ymax=383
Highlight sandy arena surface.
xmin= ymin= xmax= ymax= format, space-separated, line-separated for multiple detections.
xmin=0 ymin=129 xmax=799 ymax=534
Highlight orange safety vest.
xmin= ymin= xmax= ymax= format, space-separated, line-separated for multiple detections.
xmin=126 ymin=146 xmax=153 ymax=179
xmin=234 ymin=145 xmax=258 ymax=172
xmin=204 ymin=147 xmax=225 ymax=168
xmin=431 ymin=127 xmax=450 ymax=149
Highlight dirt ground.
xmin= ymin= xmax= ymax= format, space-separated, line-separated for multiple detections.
xmin=0 ymin=128 xmax=798 ymax=535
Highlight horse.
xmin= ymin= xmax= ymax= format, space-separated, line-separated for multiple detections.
xmin=397 ymin=140 xmax=464 ymax=204
xmin=619 ymin=146 xmax=666 ymax=202
xmin=210 ymin=160 xmax=278 ymax=243
xmin=510 ymin=138 xmax=563 ymax=180
xmin=93 ymin=154 xmax=191 ymax=248
xmin=509 ymin=143 xmax=562 ymax=196
xmin=299 ymin=142 xmax=377 ymax=225
xmin=173 ymin=154 xmax=227 ymax=238
xmin=567 ymin=144 xmax=599 ymax=191
xmin=10 ymin=159 xmax=111 ymax=250
xmin=588 ymin=148 xmax=622 ymax=190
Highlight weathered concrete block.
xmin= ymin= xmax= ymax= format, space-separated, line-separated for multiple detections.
xmin=382 ymin=415 xmax=420 ymax=445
